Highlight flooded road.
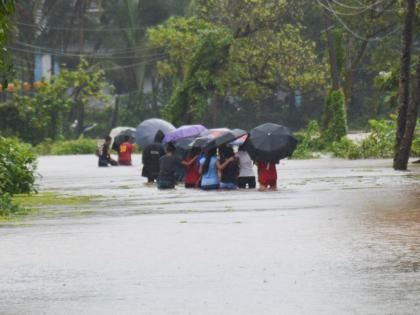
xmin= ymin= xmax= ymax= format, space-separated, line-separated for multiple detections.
xmin=1 ymin=155 xmax=419 ymax=314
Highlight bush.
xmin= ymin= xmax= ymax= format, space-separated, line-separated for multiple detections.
xmin=0 ymin=193 xmax=26 ymax=217
xmin=359 ymin=118 xmax=395 ymax=158
xmin=321 ymin=89 xmax=348 ymax=143
xmin=331 ymin=137 xmax=363 ymax=159
xmin=35 ymin=137 xmax=98 ymax=155
xmin=292 ymin=120 xmax=322 ymax=159
xmin=0 ymin=137 xmax=37 ymax=195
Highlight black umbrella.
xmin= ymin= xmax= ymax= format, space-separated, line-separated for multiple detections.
xmin=244 ymin=123 xmax=298 ymax=162
xmin=204 ymin=128 xmax=248 ymax=150
xmin=135 ymin=118 xmax=175 ymax=149
xmin=114 ymin=129 xmax=136 ymax=146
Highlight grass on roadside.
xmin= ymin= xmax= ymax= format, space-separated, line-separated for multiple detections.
xmin=0 ymin=192 xmax=99 ymax=222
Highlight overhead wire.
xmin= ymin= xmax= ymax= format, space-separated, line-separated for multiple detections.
xmin=15 ymin=21 xmax=152 ymax=32
xmin=8 ymin=45 xmax=166 ymax=60
xmin=316 ymin=0 xmax=400 ymax=41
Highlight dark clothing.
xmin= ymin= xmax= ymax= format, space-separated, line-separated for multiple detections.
xmin=157 ymin=154 xmax=181 ymax=189
xmin=220 ymin=159 xmax=239 ymax=185
xmin=201 ymin=184 xmax=219 ymax=190
xmin=98 ymin=142 xmax=116 ymax=167
xmin=157 ymin=179 xmax=175 ymax=189
xmin=142 ymin=143 xmax=164 ymax=181
xmin=238 ymin=176 xmax=256 ymax=189
xmin=158 ymin=154 xmax=181 ymax=181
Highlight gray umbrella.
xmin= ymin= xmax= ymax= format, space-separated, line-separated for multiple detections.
xmin=135 ymin=118 xmax=175 ymax=149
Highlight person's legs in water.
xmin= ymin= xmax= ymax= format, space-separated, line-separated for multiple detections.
xmin=157 ymin=179 xmax=175 ymax=189
xmin=249 ymin=177 xmax=256 ymax=189
xmin=220 ymin=182 xmax=238 ymax=190
xmin=238 ymin=177 xmax=246 ymax=189
xmin=201 ymin=184 xmax=219 ymax=190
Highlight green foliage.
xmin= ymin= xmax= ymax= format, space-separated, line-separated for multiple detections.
xmin=162 ymin=27 xmax=234 ymax=124
xmin=0 ymin=0 xmax=15 ymax=86
xmin=148 ymin=13 xmax=326 ymax=124
xmin=34 ymin=137 xmax=98 ymax=155
xmin=0 ymin=60 xmax=111 ymax=143
xmin=331 ymin=117 xmax=404 ymax=159
xmin=292 ymin=120 xmax=322 ymax=159
xmin=330 ymin=137 xmax=363 ymax=159
xmin=0 ymin=193 xmax=28 ymax=218
xmin=0 ymin=137 xmax=37 ymax=195
xmin=321 ymin=89 xmax=347 ymax=144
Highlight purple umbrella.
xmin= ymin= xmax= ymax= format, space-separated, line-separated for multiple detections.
xmin=163 ymin=124 xmax=207 ymax=144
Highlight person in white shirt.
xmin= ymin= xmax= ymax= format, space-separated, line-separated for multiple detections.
xmin=235 ymin=145 xmax=256 ymax=189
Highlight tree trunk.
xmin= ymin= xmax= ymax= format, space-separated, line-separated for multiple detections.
xmin=76 ymin=99 xmax=85 ymax=136
xmin=393 ymin=0 xmax=417 ymax=170
xmin=323 ymin=5 xmax=340 ymax=90
xmin=394 ymin=54 xmax=420 ymax=169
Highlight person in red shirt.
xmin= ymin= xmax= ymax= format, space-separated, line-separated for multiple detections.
xmin=257 ymin=161 xmax=277 ymax=191
xmin=182 ymin=147 xmax=201 ymax=188
xmin=118 ymin=135 xmax=134 ymax=166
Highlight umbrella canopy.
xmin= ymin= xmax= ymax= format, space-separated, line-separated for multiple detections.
xmin=109 ymin=127 xmax=136 ymax=149
xmin=204 ymin=128 xmax=248 ymax=150
xmin=135 ymin=118 xmax=175 ymax=149
xmin=162 ymin=124 xmax=207 ymax=144
xmin=174 ymin=136 xmax=197 ymax=151
xmin=245 ymin=123 xmax=298 ymax=162
xmin=191 ymin=128 xmax=230 ymax=148
xmin=229 ymin=134 xmax=248 ymax=146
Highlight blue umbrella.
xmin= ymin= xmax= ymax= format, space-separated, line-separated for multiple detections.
xmin=162 ymin=124 xmax=207 ymax=144
xmin=135 ymin=118 xmax=175 ymax=149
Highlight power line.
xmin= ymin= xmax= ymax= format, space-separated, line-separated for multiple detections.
xmin=8 ymin=45 xmax=166 ymax=60
xmin=15 ymin=21 xmax=152 ymax=32
xmin=316 ymin=0 xmax=400 ymax=42
xmin=12 ymin=40 xmax=162 ymax=55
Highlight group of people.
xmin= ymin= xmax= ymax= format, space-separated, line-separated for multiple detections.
xmin=96 ymin=135 xmax=134 ymax=166
xmin=97 ymin=134 xmax=278 ymax=192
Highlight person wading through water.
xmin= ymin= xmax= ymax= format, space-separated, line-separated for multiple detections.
xmin=141 ymin=130 xmax=165 ymax=183
xmin=118 ymin=135 xmax=134 ymax=166
xmin=157 ymin=142 xmax=181 ymax=189
xmin=97 ymin=136 xmax=117 ymax=167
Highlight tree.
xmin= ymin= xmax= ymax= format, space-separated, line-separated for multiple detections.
xmin=394 ymin=0 xmax=418 ymax=170
xmin=148 ymin=9 xmax=326 ymax=125
xmin=0 ymin=60 xmax=110 ymax=143
xmin=0 ymin=0 xmax=15 ymax=87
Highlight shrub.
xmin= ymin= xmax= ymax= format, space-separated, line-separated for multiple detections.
xmin=292 ymin=120 xmax=322 ymax=159
xmin=359 ymin=118 xmax=395 ymax=158
xmin=0 ymin=137 xmax=37 ymax=195
xmin=331 ymin=137 xmax=362 ymax=159
xmin=321 ymin=89 xmax=347 ymax=144
xmin=35 ymin=137 xmax=98 ymax=155
xmin=0 ymin=193 xmax=27 ymax=217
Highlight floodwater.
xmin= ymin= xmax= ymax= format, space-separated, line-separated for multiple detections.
xmin=0 ymin=155 xmax=419 ymax=315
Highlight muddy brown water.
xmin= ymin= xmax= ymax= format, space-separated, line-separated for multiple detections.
xmin=0 ymin=155 xmax=419 ymax=314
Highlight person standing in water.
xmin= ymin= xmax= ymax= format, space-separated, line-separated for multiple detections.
xmin=142 ymin=130 xmax=165 ymax=183
xmin=118 ymin=135 xmax=134 ymax=166
xmin=199 ymin=148 xmax=219 ymax=190
xmin=218 ymin=146 xmax=239 ymax=190
xmin=182 ymin=147 xmax=201 ymax=188
xmin=157 ymin=142 xmax=181 ymax=189
xmin=257 ymin=161 xmax=277 ymax=191
xmin=236 ymin=144 xmax=256 ymax=189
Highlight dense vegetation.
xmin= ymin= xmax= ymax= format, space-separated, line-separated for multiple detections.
xmin=0 ymin=0 xmax=418 ymax=166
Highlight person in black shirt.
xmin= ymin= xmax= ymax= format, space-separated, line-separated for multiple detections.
xmin=157 ymin=142 xmax=181 ymax=189
xmin=97 ymin=136 xmax=117 ymax=167
xmin=142 ymin=131 xmax=165 ymax=183
xmin=218 ymin=146 xmax=239 ymax=189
